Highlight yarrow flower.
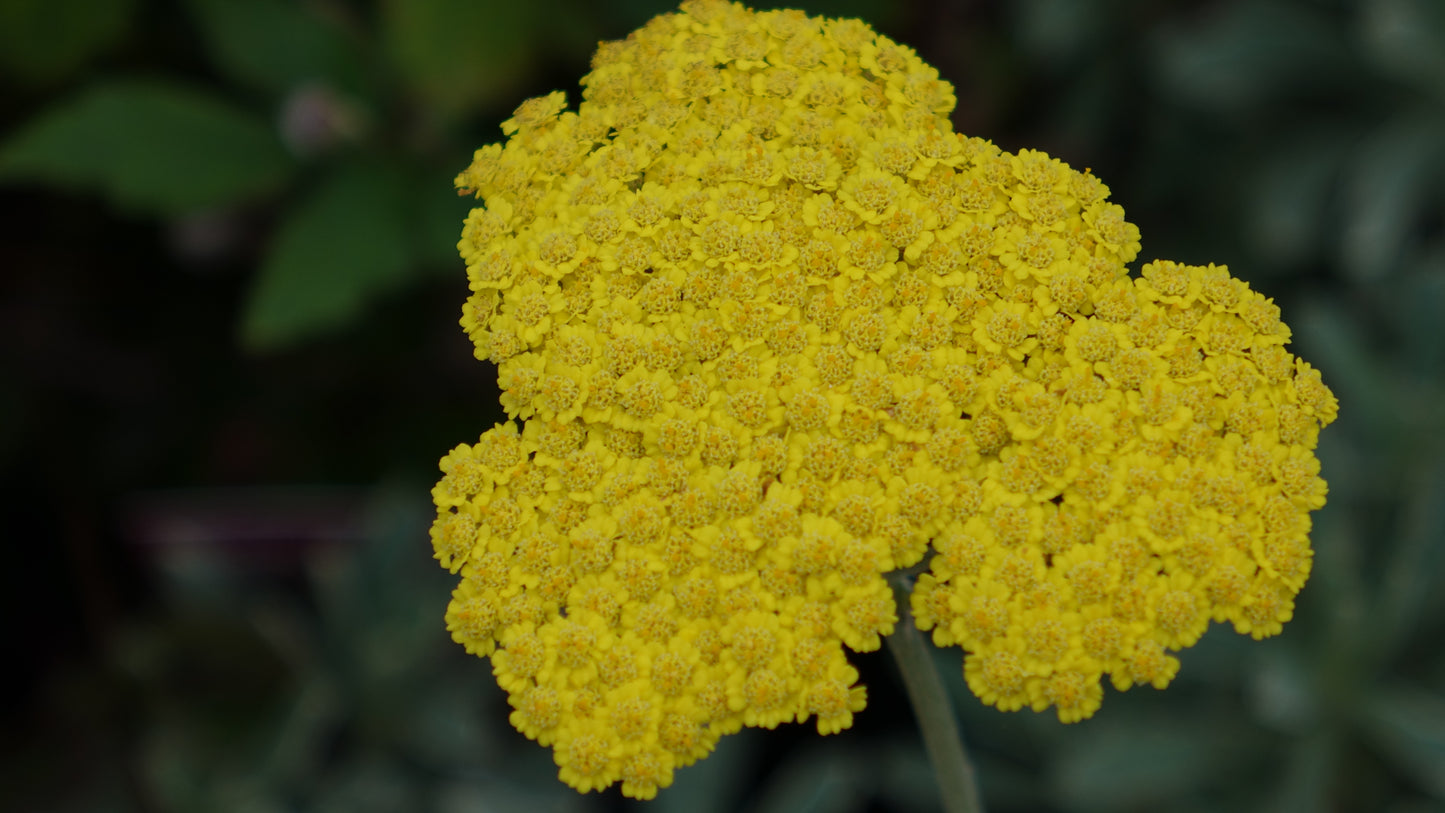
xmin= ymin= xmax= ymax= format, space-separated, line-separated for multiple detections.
xmin=431 ymin=0 xmax=1336 ymax=797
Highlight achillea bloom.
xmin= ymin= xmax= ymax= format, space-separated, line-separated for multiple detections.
xmin=432 ymin=0 xmax=1336 ymax=796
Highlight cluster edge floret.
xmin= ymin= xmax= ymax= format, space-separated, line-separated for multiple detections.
xmin=431 ymin=0 xmax=1336 ymax=798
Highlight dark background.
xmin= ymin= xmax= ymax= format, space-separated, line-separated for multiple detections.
xmin=2 ymin=0 xmax=1443 ymax=810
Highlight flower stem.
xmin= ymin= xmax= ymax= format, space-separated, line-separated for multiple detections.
xmin=886 ymin=572 xmax=985 ymax=813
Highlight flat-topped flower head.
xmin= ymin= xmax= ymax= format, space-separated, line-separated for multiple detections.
xmin=433 ymin=0 xmax=1335 ymax=797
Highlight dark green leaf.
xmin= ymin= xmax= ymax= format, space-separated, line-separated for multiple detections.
xmin=1373 ymin=458 xmax=1445 ymax=665
xmin=1247 ymin=133 xmax=1351 ymax=272
xmin=253 ymin=674 xmax=341 ymax=790
xmin=396 ymin=674 xmax=490 ymax=771
xmin=752 ymin=744 xmax=865 ymax=813
xmin=1361 ymin=0 xmax=1445 ymax=97
xmin=380 ymin=0 xmax=537 ymax=118
xmin=1249 ymin=643 xmax=1320 ymax=733
xmin=1264 ymin=731 xmax=1341 ymax=813
xmin=1362 ymin=684 xmax=1445 ymax=800
xmin=1011 ymin=0 xmax=1103 ymax=68
xmin=1306 ymin=511 xmax=1372 ymax=693
xmin=311 ymin=755 xmax=415 ymax=813
xmin=655 ymin=728 xmax=760 ymax=813
xmin=0 ymin=0 xmax=134 ymax=86
xmin=1341 ymin=114 xmax=1445 ymax=281
xmin=183 ymin=0 xmax=365 ymax=98
xmin=1399 ymin=255 xmax=1445 ymax=375
xmin=872 ymin=743 xmax=945 ymax=813
xmin=1050 ymin=713 xmax=1251 ymax=812
xmin=1149 ymin=1 xmax=1346 ymax=114
xmin=0 ymin=79 xmax=292 ymax=214
xmin=240 ymin=162 xmax=413 ymax=353
xmin=1293 ymin=297 xmax=1399 ymax=445
xmin=407 ymin=161 xmax=472 ymax=272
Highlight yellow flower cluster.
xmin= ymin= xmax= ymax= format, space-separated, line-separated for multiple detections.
xmin=909 ymin=253 xmax=1335 ymax=722
xmin=431 ymin=0 xmax=1335 ymax=796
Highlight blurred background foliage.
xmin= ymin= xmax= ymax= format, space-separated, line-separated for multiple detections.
xmin=2 ymin=0 xmax=1442 ymax=810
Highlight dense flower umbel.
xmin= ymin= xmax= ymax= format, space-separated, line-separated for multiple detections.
xmin=432 ymin=0 xmax=1336 ymax=796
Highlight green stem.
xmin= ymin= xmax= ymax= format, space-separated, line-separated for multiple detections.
xmin=885 ymin=572 xmax=985 ymax=813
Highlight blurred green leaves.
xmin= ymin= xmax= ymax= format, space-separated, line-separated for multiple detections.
xmin=1341 ymin=114 xmax=1445 ymax=282
xmin=1374 ymin=459 xmax=1445 ymax=666
xmin=1363 ymin=685 xmax=1445 ymax=801
xmin=0 ymin=0 xmax=135 ymax=86
xmin=1049 ymin=713 xmax=1252 ymax=812
xmin=380 ymin=0 xmax=538 ymax=119
xmin=1360 ymin=0 xmax=1445 ymax=99
xmin=1151 ymin=1 xmax=1348 ymax=114
xmin=183 ymin=0 xmax=366 ymax=99
xmin=0 ymin=80 xmax=292 ymax=214
xmin=5 ymin=0 xmax=1445 ymax=806
xmin=114 ymin=488 xmax=587 ymax=813
xmin=0 ymin=0 xmax=489 ymax=356
xmin=241 ymin=163 xmax=412 ymax=353
xmin=1244 ymin=133 xmax=1350 ymax=271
